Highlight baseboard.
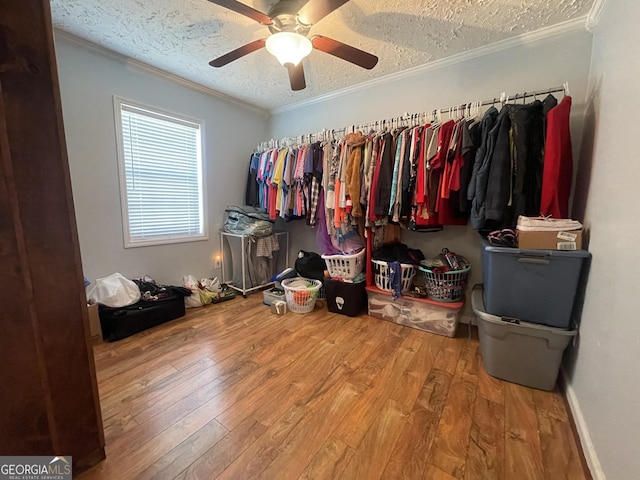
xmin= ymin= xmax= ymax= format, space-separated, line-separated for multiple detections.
xmin=561 ymin=370 xmax=606 ymax=480
xmin=461 ymin=314 xmax=477 ymax=326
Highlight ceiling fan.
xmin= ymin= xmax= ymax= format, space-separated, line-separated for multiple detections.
xmin=207 ymin=0 xmax=378 ymax=91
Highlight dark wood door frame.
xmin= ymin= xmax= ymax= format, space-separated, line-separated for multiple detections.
xmin=0 ymin=0 xmax=105 ymax=472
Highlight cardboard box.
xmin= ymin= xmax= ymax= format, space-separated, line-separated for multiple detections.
xmin=517 ymin=229 xmax=582 ymax=250
xmin=87 ymin=303 xmax=101 ymax=337
xmin=270 ymin=300 xmax=287 ymax=315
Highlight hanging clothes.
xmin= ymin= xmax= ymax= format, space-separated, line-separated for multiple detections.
xmin=246 ymin=86 xmax=572 ymax=246
xmin=469 ymin=107 xmax=504 ymax=230
xmin=541 ymin=96 xmax=573 ymax=218
xmin=245 ymin=152 xmax=260 ymax=207
xmin=508 ymin=100 xmax=546 ymax=225
xmin=345 ymin=132 xmax=365 ymax=218
xmin=374 ymin=132 xmax=394 ymax=218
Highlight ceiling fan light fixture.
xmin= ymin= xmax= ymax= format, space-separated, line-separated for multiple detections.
xmin=266 ymin=32 xmax=312 ymax=66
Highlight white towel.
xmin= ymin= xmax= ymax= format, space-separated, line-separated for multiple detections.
xmin=516 ymin=216 xmax=582 ymax=231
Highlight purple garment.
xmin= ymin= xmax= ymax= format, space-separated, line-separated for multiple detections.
xmin=315 ymin=188 xmax=341 ymax=255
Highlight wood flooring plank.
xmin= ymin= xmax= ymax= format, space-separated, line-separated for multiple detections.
xmin=215 ymin=313 xmax=363 ymax=430
xmin=476 ymin=360 xmax=505 ymax=405
xmin=536 ymin=403 xmax=587 ymax=479
xmin=256 ymin=383 xmax=360 ymax=480
xmin=103 ymin=413 xmax=138 ymax=445
xmin=81 ymin=415 xmax=228 ymax=479
xmin=203 ymin=312 xmax=302 ymax=365
xmin=250 ymin=315 xmax=387 ymax=430
xmin=379 ymin=363 xmax=455 ymax=480
xmin=298 ymin=437 xmax=354 ymax=480
xmin=169 ymin=328 xmax=291 ymax=371
xmin=172 ymin=416 xmax=267 ymax=480
xmin=339 ymin=317 xmax=399 ymax=371
xmin=346 ymin=321 xmax=409 ymax=392
xmin=533 ymin=388 xmax=570 ymax=423
xmin=108 ymin=359 xmax=258 ymax=459
xmin=102 ymin=357 xmax=217 ymax=422
xmin=390 ymin=332 xmax=444 ymax=412
xmin=76 ymin=295 xmax=589 ymax=480
xmin=380 ymin=406 xmax=440 ymax=480
xmin=336 ymin=330 xmax=423 ymax=448
xmin=424 ymin=464 xmax=458 ymax=480
xmin=215 ymin=405 xmax=309 ymax=480
xmin=455 ymin=340 xmax=479 ymax=377
xmin=464 ymin=396 xmax=505 ymax=480
xmin=96 ymin=303 xmax=283 ymax=381
xmin=339 ymin=398 xmax=407 ymax=480
xmin=428 ymin=372 xmax=478 ymax=479
xmin=135 ymin=418 xmax=228 ymax=480
xmin=93 ymin=299 xmax=251 ymax=364
xmin=416 ymin=368 xmax=454 ymax=416
xmin=98 ymin=361 xmax=178 ymax=398
xmin=504 ymin=382 xmax=544 ymax=480
xmin=432 ymin=336 xmax=465 ymax=375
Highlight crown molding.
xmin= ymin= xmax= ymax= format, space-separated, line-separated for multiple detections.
xmin=53 ymin=29 xmax=269 ymax=117
xmin=271 ymin=15 xmax=588 ymax=115
xmin=586 ymin=0 xmax=608 ymax=32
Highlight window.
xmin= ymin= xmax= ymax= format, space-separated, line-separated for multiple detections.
xmin=114 ymin=98 xmax=207 ymax=247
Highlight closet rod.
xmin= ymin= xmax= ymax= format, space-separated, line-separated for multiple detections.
xmin=259 ymin=83 xmax=568 ymax=151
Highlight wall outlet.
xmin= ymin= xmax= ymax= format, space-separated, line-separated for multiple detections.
xmin=213 ymin=258 xmax=222 ymax=269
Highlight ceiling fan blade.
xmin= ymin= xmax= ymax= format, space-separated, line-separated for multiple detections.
xmin=286 ymin=63 xmax=306 ymax=91
xmin=297 ymin=0 xmax=350 ymax=25
xmin=311 ymin=35 xmax=378 ymax=70
xmin=207 ymin=0 xmax=272 ymax=25
xmin=209 ymin=39 xmax=267 ymax=67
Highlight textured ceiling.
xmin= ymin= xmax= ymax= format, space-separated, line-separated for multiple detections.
xmin=50 ymin=0 xmax=594 ymax=110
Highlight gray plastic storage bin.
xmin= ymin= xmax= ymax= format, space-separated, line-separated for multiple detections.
xmin=481 ymin=240 xmax=590 ymax=329
xmin=472 ymin=285 xmax=576 ymax=390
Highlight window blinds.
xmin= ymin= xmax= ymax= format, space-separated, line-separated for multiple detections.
xmin=118 ymin=102 xmax=205 ymax=246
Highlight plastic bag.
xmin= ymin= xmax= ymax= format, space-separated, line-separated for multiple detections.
xmin=183 ymin=275 xmax=204 ymax=308
xmin=222 ymin=206 xmax=274 ymax=237
xmin=87 ymin=272 xmax=141 ymax=308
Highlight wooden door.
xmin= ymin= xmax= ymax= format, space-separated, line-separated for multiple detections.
xmin=0 ymin=0 xmax=105 ymax=472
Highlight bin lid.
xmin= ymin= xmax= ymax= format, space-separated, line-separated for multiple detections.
xmin=481 ymin=239 xmax=591 ymax=259
xmin=471 ymin=284 xmax=577 ymax=337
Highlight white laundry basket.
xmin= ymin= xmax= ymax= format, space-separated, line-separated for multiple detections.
xmin=372 ymin=260 xmax=416 ymax=293
xmin=322 ymin=249 xmax=365 ymax=280
xmin=281 ymin=278 xmax=323 ymax=314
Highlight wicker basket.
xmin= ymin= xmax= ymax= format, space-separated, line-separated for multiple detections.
xmin=419 ymin=266 xmax=470 ymax=302
xmin=322 ymin=249 xmax=365 ymax=280
xmin=281 ymin=278 xmax=323 ymax=314
xmin=372 ymin=260 xmax=416 ymax=293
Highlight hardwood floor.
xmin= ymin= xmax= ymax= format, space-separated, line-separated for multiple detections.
xmin=78 ymin=295 xmax=590 ymax=480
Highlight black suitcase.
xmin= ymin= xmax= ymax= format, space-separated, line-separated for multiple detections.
xmin=325 ymin=278 xmax=367 ymax=317
xmin=99 ymin=292 xmax=186 ymax=342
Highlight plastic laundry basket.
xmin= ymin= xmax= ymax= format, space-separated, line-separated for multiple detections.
xmin=322 ymin=249 xmax=365 ymax=280
xmin=372 ymin=260 xmax=416 ymax=293
xmin=419 ymin=266 xmax=470 ymax=302
xmin=281 ymin=278 xmax=322 ymax=314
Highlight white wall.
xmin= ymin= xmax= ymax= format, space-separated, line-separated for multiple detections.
xmin=269 ymin=29 xmax=594 ymax=318
xmin=55 ymin=36 xmax=268 ymax=286
xmin=563 ymin=1 xmax=640 ymax=478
